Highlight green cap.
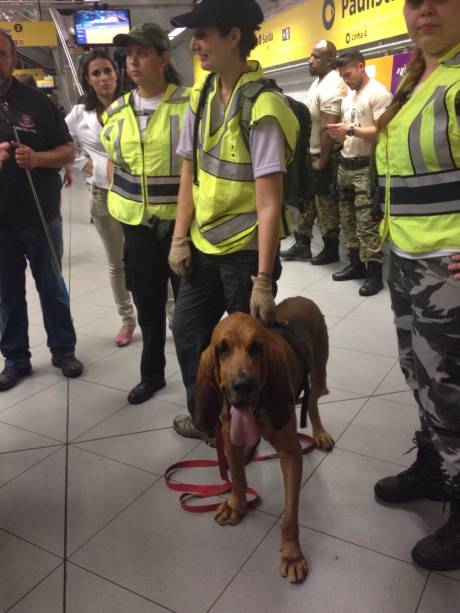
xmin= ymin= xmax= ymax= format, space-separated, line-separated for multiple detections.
xmin=113 ymin=23 xmax=170 ymax=52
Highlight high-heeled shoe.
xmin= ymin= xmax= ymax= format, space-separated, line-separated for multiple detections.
xmin=115 ymin=323 xmax=136 ymax=347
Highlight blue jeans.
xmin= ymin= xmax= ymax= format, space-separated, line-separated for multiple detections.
xmin=0 ymin=218 xmax=76 ymax=370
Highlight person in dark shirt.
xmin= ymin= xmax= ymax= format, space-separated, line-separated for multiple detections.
xmin=0 ymin=31 xmax=83 ymax=390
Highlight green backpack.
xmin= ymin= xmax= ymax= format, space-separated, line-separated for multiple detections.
xmin=192 ymin=73 xmax=313 ymax=212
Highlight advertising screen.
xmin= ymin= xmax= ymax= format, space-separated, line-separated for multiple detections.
xmin=74 ymin=10 xmax=130 ymax=46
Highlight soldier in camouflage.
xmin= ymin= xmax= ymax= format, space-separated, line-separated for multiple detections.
xmin=327 ymin=49 xmax=392 ymax=295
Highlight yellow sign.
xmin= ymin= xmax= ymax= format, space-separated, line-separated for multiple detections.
xmin=0 ymin=21 xmax=57 ymax=47
xmin=14 ymin=68 xmax=45 ymax=81
xmin=365 ymin=55 xmax=394 ymax=90
xmin=251 ymin=0 xmax=407 ymax=68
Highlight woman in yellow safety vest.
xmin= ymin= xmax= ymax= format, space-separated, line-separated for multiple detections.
xmin=167 ymin=0 xmax=299 ymax=444
xmin=101 ymin=23 xmax=189 ymax=405
xmin=373 ymin=0 xmax=460 ymax=572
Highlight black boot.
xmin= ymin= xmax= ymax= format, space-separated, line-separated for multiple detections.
xmin=374 ymin=431 xmax=449 ymax=503
xmin=359 ymin=261 xmax=383 ymax=296
xmin=311 ymin=236 xmax=340 ymax=265
xmin=412 ymin=497 xmax=460 ymax=570
xmin=280 ymin=232 xmax=312 ymax=261
xmin=332 ymin=248 xmax=366 ymax=281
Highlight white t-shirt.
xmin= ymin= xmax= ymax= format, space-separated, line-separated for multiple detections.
xmin=132 ymin=90 xmax=163 ymax=140
xmin=341 ymin=79 xmax=393 ymax=158
xmin=305 ymin=70 xmax=348 ymax=156
xmin=65 ymin=104 xmax=109 ymax=189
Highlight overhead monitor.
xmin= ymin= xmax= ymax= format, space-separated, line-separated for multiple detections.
xmin=74 ymin=9 xmax=130 ymax=46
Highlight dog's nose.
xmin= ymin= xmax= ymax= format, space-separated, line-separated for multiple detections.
xmin=232 ymin=375 xmax=255 ymax=398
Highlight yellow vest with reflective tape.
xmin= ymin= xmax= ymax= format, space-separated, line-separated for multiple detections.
xmin=376 ymin=43 xmax=460 ymax=253
xmin=190 ymin=61 xmax=299 ymax=254
xmin=101 ymin=84 xmax=189 ymax=225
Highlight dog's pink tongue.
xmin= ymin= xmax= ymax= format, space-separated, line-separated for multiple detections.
xmin=230 ymin=406 xmax=259 ymax=447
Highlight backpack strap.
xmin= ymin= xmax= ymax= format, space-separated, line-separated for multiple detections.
xmin=193 ymin=72 xmax=216 ymax=186
xmin=239 ymin=78 xmax=282 ymax=151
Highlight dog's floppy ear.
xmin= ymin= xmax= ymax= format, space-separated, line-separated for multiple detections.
xmin=258 ymin=335 xmax=295 ymax=431
xmin=195 ymin=344 xmax=223 ymax=434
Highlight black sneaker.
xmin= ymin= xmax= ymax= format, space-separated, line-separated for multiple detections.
xmin=0 ymin=366 xmax=32 ymax=391
xmin=51 ymin=354 xmax=83 ymax=378
xmin=412 ymin=500 xmax=460 ymax=570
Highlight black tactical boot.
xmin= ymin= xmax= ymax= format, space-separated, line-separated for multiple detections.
xmin=311 ymin=236 xmax=340 ymax=265
xmin=412 ymin=497 xmax=460 ymax=570
xmin=359 ymin=261 xmax=384 ymax=296
xmin=374 ymin=431 xmax=449 ymax=503
xmin=332 ymin=248 xmax=366 ymax=281
xmin=280 ymin=232 xmax=312 ymax=261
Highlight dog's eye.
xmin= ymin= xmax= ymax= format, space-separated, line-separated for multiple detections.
xmin=248 ymin=340 xmax=261 ymax=356
xmin=216 ymin=341 xmax=229 ymax=357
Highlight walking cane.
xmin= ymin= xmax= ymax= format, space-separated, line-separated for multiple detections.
xmin=0 ymin=101 xmax=70 ymax=301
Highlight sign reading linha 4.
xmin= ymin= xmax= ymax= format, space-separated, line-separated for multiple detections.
xmin=251 ymin=0 xmax=406 ymax=69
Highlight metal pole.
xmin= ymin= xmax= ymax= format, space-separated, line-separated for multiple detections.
xmin=49 ymin=7 xmax=83 ymax=98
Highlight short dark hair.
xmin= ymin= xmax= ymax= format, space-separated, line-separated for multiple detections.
xmin=80 ymin=50 xmax=122 ymax=114
xmin=216 ymin=24 xmax=258 ymax=61
xmin=0 ymin=30 xmax=16 ymax=56
xmin=336 ymin=50 xmax=365 ymax=68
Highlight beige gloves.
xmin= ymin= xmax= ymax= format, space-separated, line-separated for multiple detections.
xmin=250 ymin=273 xmax=276 ymax=325
xmin=168 ymin=236 xmax=192 ymax=277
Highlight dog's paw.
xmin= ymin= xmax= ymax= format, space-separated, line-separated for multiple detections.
xmin=280 ymin=541 xmax=308 ymax=583
xmin=279 ymin=554 xmax=308 ymax=584
xmin=214 ymin=499 xmax=245 ymax=526
xmin=314 ymin=430 xmax=335 ymax=451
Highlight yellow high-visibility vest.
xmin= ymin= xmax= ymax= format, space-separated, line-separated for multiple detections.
xmin=101 ymin=84 xmax=189 ymax=225
xmin=376 ymin=43 xmax=460 ymax=253
xmin=190 ymin=61 xmax=299 ymax=255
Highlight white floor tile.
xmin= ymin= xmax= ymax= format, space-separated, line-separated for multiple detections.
xmin=327 ymin=347 xmax=396 ymax=395
xmin=0 ymin=446 xmax=60 ymax=488
xmin=9 ymin=566 xmax=63 ymax=613
xmin=297 ymin=448 xmax=443 ymax=563
xmin=329 ymin=318 xmax=398 ymax=357
xmin=0 ymin=370 xmax=62 ymax=413
xmin=210 ymin=522 xmax=427 ymax=613
xmin=0 ymin=532 xmax=61 ymax=612
xmin=337 ymin=396 xmax=419 ymax=466
xmin=1 ymin=379 xmax=129 ymax=442
xmin=417 ymin=573 xmax=460 ymax=613
xmin=71 ymin=482 xmax=277 ymax=613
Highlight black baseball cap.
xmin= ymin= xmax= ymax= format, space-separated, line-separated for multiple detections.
xmin=113 ymin=23 xmax=170 ymax=52
xmin=171 ymin=0 xmax=264 ymax=30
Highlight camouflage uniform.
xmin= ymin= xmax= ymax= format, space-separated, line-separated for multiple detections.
xmin=337 ymin=164 xmax=383 ymax=263
xmin=389 ymin=252 xmax=460 ymax=497
xmin=292 ymin=155 xmax=340 ymax=240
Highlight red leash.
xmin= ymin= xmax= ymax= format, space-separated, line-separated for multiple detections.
xmin=164 ymin=429 xmax=316 ymax=513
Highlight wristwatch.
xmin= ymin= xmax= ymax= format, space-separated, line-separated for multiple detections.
xmin=347 ymin=125 xmax=355 ymax=137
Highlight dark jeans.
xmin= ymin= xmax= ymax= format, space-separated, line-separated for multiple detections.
xmin=172 ymin=246 xmax=281 ymax=420
xmin=0 ymin=218 xmax=76 ymax=370
xmin=122 ymin=221 xmax=179 ymax=384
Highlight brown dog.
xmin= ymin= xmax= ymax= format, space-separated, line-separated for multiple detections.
xmin=195 ymin=296 xmax=334 ymax=583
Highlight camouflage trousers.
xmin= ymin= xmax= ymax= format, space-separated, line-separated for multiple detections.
xmin=389 ymin=252 xmax=460 ymax=497
xmin=337 ymin=164 xmax=383 ymax=263
xmin=292 ymin=193 xmax=340 ymax=241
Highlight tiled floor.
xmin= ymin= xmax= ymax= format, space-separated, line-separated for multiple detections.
xmin=1 ymin=178 xmax=459 ymax=613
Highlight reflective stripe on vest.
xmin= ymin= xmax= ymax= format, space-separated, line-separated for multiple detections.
xmin=146 ymin=176 xmax=180 ymax=204
xmin=168 ymin=86 xmax=189 ymax=103
xmin=408 ymin=86 xmax=455 ymax=173
xmin=112 ymin=167 xmax=143 ymax=202
xmin=170 ymin=114 xmax=181 ymax=176
xmin=200 ymin=150 xmax=254 ymax=181
xmin=199 ymin=212 xmax=258 ymax=244
xmin=378 ymin=168 xmax=460 ymax=215
xmin=113 ymin=118 xmax=130 ymax=172
xmin=105 ymin=95 xmax=126 ymax=119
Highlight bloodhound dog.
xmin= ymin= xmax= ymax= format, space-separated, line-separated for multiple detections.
xmin=195 ymin=296 xmax=334 ymax=583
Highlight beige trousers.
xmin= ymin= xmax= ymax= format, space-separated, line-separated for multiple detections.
xmin=89 ymin=185 xmax=136 ymax=326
